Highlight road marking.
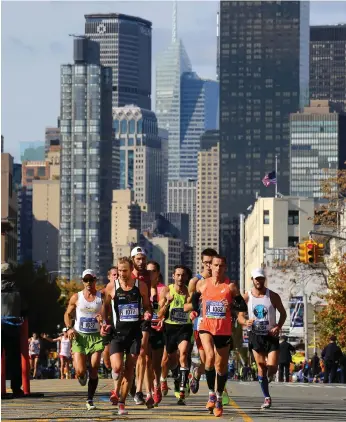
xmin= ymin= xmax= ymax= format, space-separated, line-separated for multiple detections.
xmin=228 ymin=398 xmax=253 ymax=422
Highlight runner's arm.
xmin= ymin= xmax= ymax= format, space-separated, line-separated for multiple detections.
xmin=229 ymin=282 xmax=248 ymax=312
xmin=139 ymin=281 xmax=152 ymax=315
xmin=101 ymin=283 xmax=113 ymax=323
xmin=270 ymin=291 xmax=287 ymax=330
xmin=237 ymin=292 xmax=250 ymax=326
xmin=64 ymin=293 xmax=78 ymax=329
xmin=158 ymin=286 xmax=170 ymax=319
xmin=187 ymin=276 xmax=199 ymax=302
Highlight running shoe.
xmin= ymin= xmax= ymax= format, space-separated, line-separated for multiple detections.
xmin=109 ymin=389 xmax=119 ymax=405
xmin=78 ymin=373 xmax=88 ymax=387
xmin=206 ymin=393 xmax=217 ymax=411
xmin=177 ymin=391 xmax=186 ymax=406
xmin=153 ymin=386 xmax=162 ymax=405
xmin=161 ymin=380 xmax=168 ymax=396
xmin=145 ymin=394 xmax=155 ymax=409
xmin=261 ymin=397 xmax=272 ymax=409
xmin=190 ymin=367 xmax=200 ymax=394
xmin=213 ymin=400 xmax=223 ymax=417
xmin=86 ymin=400 xmax=96 ymax=410
xmin=118 ymin=403 xmax=128 ymax=415
xmin=134 ymin=391 xmax=145 ymax=405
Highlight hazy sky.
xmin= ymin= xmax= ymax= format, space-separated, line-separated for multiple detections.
xmin=2 ymin=0 xmax=346 ymax=161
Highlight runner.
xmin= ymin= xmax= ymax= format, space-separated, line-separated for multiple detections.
xmin=44 ymin=329 xmax=72 ymax=379
xmin=64 ymin=269 xmax=104 ymax=410
xmin=101 ymin=256 xmax=152 ymax=415
xmin=130 ymin=246 xmax=152 ymax=407
xmin=146 ymin=261 xmax=166 ymax=406
xmin=188 ymin=248 xmax=218 ymax=393
xmin=158 ymin=265 xmax=192 ymax=405
xmin=188 ymin=255 xmax=247 ymax=417
xmin=28 ymin=333 xmax=40 ymax=379
xmin=238 ymin=268 xmax=287 ymax=410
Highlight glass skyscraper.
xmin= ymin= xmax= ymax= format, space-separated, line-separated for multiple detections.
xmin=59 ymin=38 xmax=113 ymax=281
xmin=85 ymin=13 xmax=152 ymax=109
xmin=219 ymin=1 xmax=310 ymax=279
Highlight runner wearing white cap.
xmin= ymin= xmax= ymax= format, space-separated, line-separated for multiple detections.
xmin=238 ymin=268 xmax=287 ymax=410
xmin=64 ymin=269 xmax=104 ymax=410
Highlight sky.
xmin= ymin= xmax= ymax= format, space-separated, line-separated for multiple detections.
xmin=1 ymin=0 xmax=346 ymax=162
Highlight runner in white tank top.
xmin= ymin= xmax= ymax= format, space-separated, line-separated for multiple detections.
xmin=64 ymin=269 xmax=105 ymax=411
xmin=44 ymin=328 xmax=72 ymax=379
xmin=238 ymin=268 xmax=287 ymax=411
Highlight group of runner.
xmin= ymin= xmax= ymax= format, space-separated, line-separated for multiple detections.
xmin=63 ymin=246 xmax=287 ymax=416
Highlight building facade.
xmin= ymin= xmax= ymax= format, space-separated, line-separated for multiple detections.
xmin=310 ymin=25 xmax=346 ymax=106
xmin=59 ymin=37 xmax=113 ymax=281
xmin=244 ymin=197 xmax=314 ymax=288
xmin=158 ymin=128 xmax=169 ymax=212
xmin=20 ymin=141 xmax=45 ymax=163
xmin=113 ymin=105 xmax=162 ymax=212
xmin=45 ymin=127 xmax=60 ymax=156
xmin=219 ymin=1 xmax=310 ymax=279
xmin=85 ymin=13 xmax=152 ymax=109
xmin=290 ymin=100 xmax=346 ymax=198
xmin=196 ymin=142 xmax=220 ymax=273
xmin=1 ymin=153 xmax=17 ymax=265
xmin=111 ymin=189 xmax=141 ymax=262
xmin=167 ymin=179 xmax=196 ymax=270
xmin=141 ymin=212 xmax=189 ymax=245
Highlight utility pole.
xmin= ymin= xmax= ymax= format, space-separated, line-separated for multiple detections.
xmin=303 ymin=292 xmax=309 ymax=359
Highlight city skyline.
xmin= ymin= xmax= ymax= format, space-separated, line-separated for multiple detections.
xmin=2 ymin=1 xmax=346 ymax=161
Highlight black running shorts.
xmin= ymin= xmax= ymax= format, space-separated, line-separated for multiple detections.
xmin=110 ymin=328 xmax=142 ymax=356
xmin=248 ymin=332 xmax=279 ymax=354
xmin=199 ymin=330 xmax=233 ymax=350
xmin=149 ymin=328 xmax=165 ymax=350
xmin=141 ymin=320 xmax=151 ymax=332
xmin=164 ymin=323 xmax=193 ymax=354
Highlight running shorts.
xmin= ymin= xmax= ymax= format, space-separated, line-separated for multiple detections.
xmin=59 ymin=354 xmax=71 ymax=360
xmin=248 ymin=332 xmax=279 ymax=354
xmin=110 ymin=330 xmax=142 ymax=356
xmin=72 ymin=332 xmax=104 ymax=355
xmin=164 ymin=323 xmax=193 ymax=354
xmin=149 ymin=328 xmax=165 ymax=350
xmin=199 ymin=330 xmax=233 ymax=350
xmin=193 ymin=330 xmax=204 ymax=351
xmin=141 ymin=320 xmax=151 ymax=332
xmin=29 ymin=354 xmax=39 ymax=360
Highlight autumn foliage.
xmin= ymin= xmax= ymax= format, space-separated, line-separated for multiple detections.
xmin=315 ymin=257 xmax=346 ymax=353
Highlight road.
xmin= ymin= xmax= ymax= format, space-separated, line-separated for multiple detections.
xmin=2 ymin=379 xmax=346 ymax=421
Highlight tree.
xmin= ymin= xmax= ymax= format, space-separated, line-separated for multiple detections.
xmin=315 ymin=257 xmax=346 ymax=353
xmin=56 ymin=277 xmax=83 ymax=308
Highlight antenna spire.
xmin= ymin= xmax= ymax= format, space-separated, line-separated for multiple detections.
xmin=172 ymin=0 xmax=177 ymax=43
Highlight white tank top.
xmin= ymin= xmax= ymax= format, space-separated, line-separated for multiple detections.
xmin=247 ymin=288 xmax=276 ymax=336
xmin=60 ymin=337 xmax=71 ymax=357
xmin=74 ymin=290 xmax=102 ymax=334
xmin=29 ymin=339 xmax=40 ymax=355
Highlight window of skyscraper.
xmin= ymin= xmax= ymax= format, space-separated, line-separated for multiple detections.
xmin=121 ymin=120 xmax=127 ymax=134
xmin=288 ymin=210 xmax=299 ymax=225
xmin=263 ymin=210 xmax=270 ymax=225
xmin=137 ymin=119 xmax=142 ymax=133
xmin=129 ymin=120 xmax=135 ymax=134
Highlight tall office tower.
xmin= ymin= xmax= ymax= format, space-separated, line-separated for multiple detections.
xmin=158 ymin=128 xmax=169 ymax=211
xmin=59 ymin=37 xmax=113 ymax=281
xmin=141 ymin=212 xmax=189 ymax=245
xmin=113 ymin=105 xmax=162 ymax=212
xmin=196 ymin=132 xmax=219 ymax=272
xmin=45 ymin=127 xmax=60 ymax=157
xmin=310 ymin=25 xmax=346 ymax=107
xmin=156 ymin=2 xmax=219 ymax=181
xmin=85 ymin=13 xmax=152 ymax=109
xmin=167 ymin=179 xmax=196 ymax=270
xmin=290 ymin=100 xmax=346 ymax=198
xmin=219 ymin=1 xmax=310 ymax=279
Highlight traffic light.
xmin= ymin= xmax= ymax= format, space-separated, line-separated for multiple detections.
xmin=306 ymin=242 xmax=315 ymax=263
xmin=297 ymin=242 xmax=307 ymax=263
xmin=314 ymin=243 xmax=324 ymax=264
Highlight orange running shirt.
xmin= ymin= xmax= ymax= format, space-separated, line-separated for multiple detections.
xmin=199 ymin=278 xmax=233 ymax=336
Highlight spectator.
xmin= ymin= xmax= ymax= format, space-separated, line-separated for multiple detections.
xmin=279 ymin=336 xmax=295 ymax=382
xmin=1 ymin=263 xmax=26 ymax=397
xmin=340 ymin=353 xmax=346 ymax=384
xmin=322 ymin=335 xmax=343 ymax=383
xmin=311 ymin=352 xmax=321 ymax=377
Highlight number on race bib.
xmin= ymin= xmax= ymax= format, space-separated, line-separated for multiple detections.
xmin=170 ymin=308 xmax=188 ymax=323
xmin=206 ymin=301 xmax=226 ymax=319
xmin=253 ymin=320 xmax=269 ymax=334
xmin=79 ymin=317 xmax=98 ymax=333
xmin=119 ymin=303 xmax=139 ymax=321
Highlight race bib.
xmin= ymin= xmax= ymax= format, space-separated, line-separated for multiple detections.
xmin=79 ymin=317 xmax=98 ymax=333
xmin=253 ymin=320 xmax=269 ymax=335
xmin=119 ymin=303 xmax=139 ymax=321
xmin=170 ymin=308 xmax=188 ymax=323
xmin=206 ymin=301 xmax=226 ymax=319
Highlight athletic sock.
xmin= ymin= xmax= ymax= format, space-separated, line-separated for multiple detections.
xmin=87 ymin=377 xmax=99 ymax=401
xmin=216 ymin=373 xmax=228 ymax=396
xmin=258 ymin=375 xmax=270 ymax=398
xmin=180 ymin=368 xmax=189 ymax=391
xmin=205 ymin=367 xmax=216 ymax=392
xmin=160 ymin=376 xmax=167 ymax=382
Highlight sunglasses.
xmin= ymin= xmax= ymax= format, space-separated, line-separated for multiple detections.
xmin=83 ymin=277 xmax=96 ymax=283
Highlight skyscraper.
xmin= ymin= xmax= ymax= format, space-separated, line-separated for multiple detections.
xmin=310 ymin=25 xmax=346 ymax=106
xmin=85 ymin=13 xmax=152 ymax=109
xmin=219 ymin=1 xmax=310 ymax=279
xmin=45 ymin=127 xmax=60 ymax=157
xmin=59 ymin=37 xmax=113 ymax=281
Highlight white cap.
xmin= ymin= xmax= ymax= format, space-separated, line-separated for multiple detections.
xmin=130 ymin=246 xmax=147 ymax=258
xmin=82 ymin=269 xmax=96 ymax=279
xmin=62 ymin=328 xmax=68 ymax=332
xmin=251 ymin=268 xmax=265 ymax=279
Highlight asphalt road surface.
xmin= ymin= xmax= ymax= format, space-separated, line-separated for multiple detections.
xmin=2 ymin=379 xmax=346 ymax=421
